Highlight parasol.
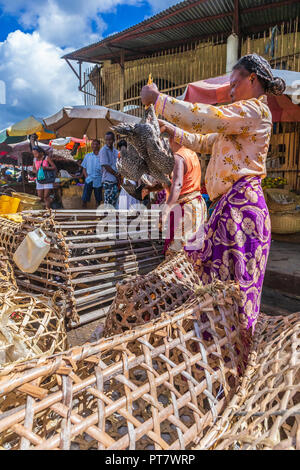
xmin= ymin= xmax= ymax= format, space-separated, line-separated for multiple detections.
xmin=7 ymin=116 xmax=44 ymax=136
xmin=44 ymin=105 xmax=140 ymax=139
xmin=180 ymin=69 xmax=300 ymax=122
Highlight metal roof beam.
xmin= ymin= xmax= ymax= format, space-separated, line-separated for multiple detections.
xmin=97 ymin=33 xmax=228 ymax=62
xmin=65 ymin=58 xmax=80 ymax=80
xmin=63 ymin=0 xmax=300 ymax=63
xmin=233 ymin=0 xmax=240 ymax=35
xmin=242 ymin=0 xmax=299 ymax=15
xmin=109 ymin=0 xmax=298 ymax=44
xmin=113 ymin=0 xmax=211 ymax=41
xmin=245 ymin=19 xmax=295 ymax=34
xmin=109 ymin=11 xmax=233 ymax=43
xmin=107 ymin=44 xmax=154 ymax=56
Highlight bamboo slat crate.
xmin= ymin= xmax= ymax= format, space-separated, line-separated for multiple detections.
xmin=0 ymin=279 xmax=245 ymax=450
xmin=197 ymin=312 xmax=300 ymax=450
xmin=0 ymin=210 xmax=164 ymax=328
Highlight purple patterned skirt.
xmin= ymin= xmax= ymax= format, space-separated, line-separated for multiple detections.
xmin=185 ymin=176 xmax=271 ymax=339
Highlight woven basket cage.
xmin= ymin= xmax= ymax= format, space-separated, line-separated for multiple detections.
xmin=0 ymin=292 xmax=68 ymax=366
xmin=270 ymin=211 xmax=300 ymax=234
xmin=0 ymin=211 xmax=164 ymax=327
xmin=0 ymin=280 xmax=247 ymax=450
xmin=104 ymin=251 xmax=202 ymax=336
xmin=265 ymin=189 xmax=297 ymax=212
xmin=196 ymin=313 xmax=300 ymax=450
xmin=0 ymin=248 xmax=67 ymax=366
xmin=0 ymin=248 xmax=17 ymax=294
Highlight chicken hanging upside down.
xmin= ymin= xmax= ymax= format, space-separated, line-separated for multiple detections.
xmin=113 ymin=104 xmax=175 ymax=189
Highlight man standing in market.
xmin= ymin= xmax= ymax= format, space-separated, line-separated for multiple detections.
xmin=81 ymin=139 xmax=102 ymax=209
xmin=100 ymin=131 xmax=120 ymax=208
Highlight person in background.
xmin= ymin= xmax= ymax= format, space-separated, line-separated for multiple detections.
xmin=117 ymin=140 xmax=140 ymax=210
xmin=141 ymin=53 xmax=285 ymax=359
xmin=142 ymin=137 xmax=207 ymax=259
xmin=72 ymin=158 xmax=84 ymax=179
xmin=0 ymin=168 xmax=13 ymax=183
xmin=32 ymin=146 xmax=57 ymax=209
xmin=100 ymin=131 xmax=120 ymax=208
xmin=81 ymin=139 xmax=102 ymax=209
xmin=17 ymin=170 xmax=28 ymax=183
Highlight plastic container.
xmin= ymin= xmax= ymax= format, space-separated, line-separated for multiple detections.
xmin=13 ymin=228 xmax=51 ymax=273
xmin=0 ymin=195 xmax=21 ymax=214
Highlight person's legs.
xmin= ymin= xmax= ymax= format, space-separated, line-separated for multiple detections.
xmin=93 ymin=186 xmax=103 ymax=206
xmin=37 ymin=189 xmax=44 ymax=206
xmin=185 ymin=177 xmax=271 ymax=362
xmin=82 ymin=182 xmax=93 ymax=209
xmin=103 ymin=182 xmax=118 ymax=207
xmin=165 ymin=196 xmax=207 ymax=257
xmin=43 ymin=188 xmax=52 ymax=209
xmin=104 ymin=183 xmax=119 ymax=208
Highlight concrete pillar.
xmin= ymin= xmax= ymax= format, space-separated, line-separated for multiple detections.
xmin=226 ymin=33 xmax=239 ymax=73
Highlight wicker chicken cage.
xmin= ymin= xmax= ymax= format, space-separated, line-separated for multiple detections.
xmin=0 ymin=210 xmax=164 ymax=328
xmin=196 ymin=312 xmax=300 ymax=450
xmin=0 ymin=279 xmax=246 ymax=450
xmin=0 ymin=248 xmax=67 ymax=366
xmin=105 ymin=251 xmax=202 ymax=336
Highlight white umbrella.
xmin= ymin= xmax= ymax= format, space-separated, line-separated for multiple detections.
xmin=44 ymin=105 xmax=141 ymax=139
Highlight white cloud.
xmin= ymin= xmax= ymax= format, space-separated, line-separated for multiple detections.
xmin=0 ymin=0 xmax=181 ymax=129
xmin=147 ymin=0 xmax=179 ymax=12
xmin=0 ymin=30 xmax=81 ymax=129
xmin=36 ymin=2 xmax=104 ymax=49
xmin=0 ymin=0 xmax=145 ymax=48
xmin=0 ymin=0 xmax=181 ymax=49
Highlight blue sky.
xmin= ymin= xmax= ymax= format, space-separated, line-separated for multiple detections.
xmin=0 ymin=0 xmax=178 ymax=130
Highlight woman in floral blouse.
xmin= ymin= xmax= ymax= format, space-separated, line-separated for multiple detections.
xmin=141 ymin=54 xmax=285 ymax=353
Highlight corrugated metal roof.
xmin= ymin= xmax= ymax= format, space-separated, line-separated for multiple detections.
xmin=64 ymin=0 xmax=300 ymax=63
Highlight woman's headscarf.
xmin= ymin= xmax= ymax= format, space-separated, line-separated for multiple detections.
xmin=233 ymin=53 xmax=286 ymax=95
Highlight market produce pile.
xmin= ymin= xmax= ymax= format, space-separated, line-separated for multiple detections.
xmin=262 ymin=176 xmax=287 ymax=188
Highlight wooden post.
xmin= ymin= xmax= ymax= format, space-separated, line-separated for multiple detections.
xmin=233 ymin=0 xmax=242 ymax=58
xmin=21 ymin=160 xmax=25 ymax=193
xmin=120 ymin=51 xmax=125 ymax=112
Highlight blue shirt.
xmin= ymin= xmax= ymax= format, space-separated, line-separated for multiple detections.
xmin=81 ymin=152 xmax=102 ymax=188
xmin=100 ymin=145 xmax=118 ymax=183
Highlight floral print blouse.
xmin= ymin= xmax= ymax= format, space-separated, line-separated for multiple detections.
xmin=155 ymin=93 xmax=272 ymax=201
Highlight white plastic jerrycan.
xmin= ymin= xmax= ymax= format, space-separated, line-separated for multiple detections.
xmin=13 ymin=228 xmax=51 ymax=273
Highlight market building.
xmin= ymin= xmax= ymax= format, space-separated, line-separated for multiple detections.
xmin=64 ymin=0 xmax=300 ymax=191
